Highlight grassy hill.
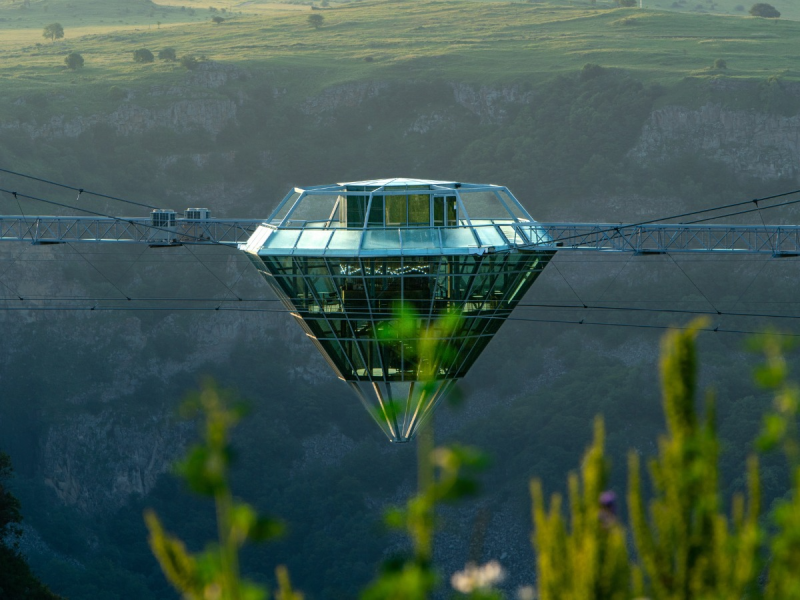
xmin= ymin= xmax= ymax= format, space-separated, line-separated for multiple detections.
xmin=1 ymin=0 xmax=798 ymax=111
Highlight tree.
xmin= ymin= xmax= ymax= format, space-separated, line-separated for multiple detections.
xmin=714 ymin=58 xmax=727 ymax=69
xmin=0 ymin=452 xmax=63 ymax=599
xmin=211 ymin=15 xmax=224 ymax=24
xmin=64 ymin=52 xmax=84 ymax=69
xmin=158 ymin=47 xmax=177 ymax=61
xmin=750 ymin=2 xmax=781 ymax=17
xmin=307 ymin=13 xmax=324 ymax=29
xmin=42 ymin=22 xmax=63 ymax=42
xmin=133 ymin=48 xmax=155 ymax=63
xmin=180 ymin=54 xmax=199 ymax=70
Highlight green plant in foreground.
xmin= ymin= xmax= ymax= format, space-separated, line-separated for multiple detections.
xmin=145 ymin=380 xmax=293 ymax=600
xmin=532 ymin=320 xmax=763 ymax=600
xmin=628 ymin=320 xmax=761 ymax=599
xmin=753 ymin=334 xmax=800 ymax=599
xmin=531 ymin=418 xmax=630 ymax=600
xmin=361 ymin=430 xmax=488 ymax=600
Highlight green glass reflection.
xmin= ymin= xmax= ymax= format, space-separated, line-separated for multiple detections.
xmin=251 ymin=251 xmax=554 ymax=382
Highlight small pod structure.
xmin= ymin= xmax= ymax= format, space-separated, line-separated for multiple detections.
xmin=241 ymin=179 xmax=554 ymax=442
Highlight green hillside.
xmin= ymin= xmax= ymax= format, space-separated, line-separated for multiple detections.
xmin=1 ymin=0 xmax=798 ymax=108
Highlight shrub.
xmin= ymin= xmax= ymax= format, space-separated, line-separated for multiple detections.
xmin=211 ymin=15 xmax=224 ymax=24
xmin=714 ymin=58 xmax=727 ymax=69
xmin=750 ymin=2 xmax=781 ymax=17
xmin=42 ymin=22 xmax=63 ymax=42
xmin=179 ymin=54 xmax=198 ymax=70
xmin=64 ymin=52 xmax=84 ymax=69
xmin=158 ymin=47 xmax=177 ymax=61
xmin=307 ymin=13 xmax=324 ymax=29
xmin=580 ymin=63 xmax=606 ymax=81
xmin=133 ymin=48 xmax=154 ymax=63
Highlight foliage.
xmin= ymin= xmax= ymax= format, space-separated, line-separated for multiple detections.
xmin=42 ymin=22 xmax=63 ymax=42
xmin=749 ymin=3 xmax=781 ymax=18
xmin=133 ymin=48 xmax=155 ymax=64
xmin=64 ymin=52 xmax=84 ymax=70
xmin=145 ymin=380 xmax=288 ymax=600
xmin=0 ymin=452 xmax=63 ymax=600
xmin=212 ymin=16 xmax=225 ymax=25
xmin=158 ymin=47 xmax=177 ymax=61
xmin=180 ymin=54 xmax=199 ymax=70
xmin=531 ymin=418 xmax=630 ymax=600
xmin=361 ymin=440 xmax=488 ymax=600
xmin=714 ymin=58 xmax=727 ymax=69
xmin=628 ymin=321 xmax=761 ymax=599
xmin=0 ymin=452 xmax=21 ymax=542
xmin=307 ymin=14 xmax=324 ymax=29
xmin=752 ymin=335 xmax=800 ymax=599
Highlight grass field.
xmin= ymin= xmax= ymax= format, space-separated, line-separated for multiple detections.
xmin=1 ymin=0 xmax=798 ymax=114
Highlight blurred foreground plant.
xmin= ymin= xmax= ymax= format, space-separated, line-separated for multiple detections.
xmin=364 ymin=306 xmax=489 ymax=600
xmin=532 ymin=320 xmax=762 ymax=600
xmin=145 ymin=379 xmax=296 ymax=600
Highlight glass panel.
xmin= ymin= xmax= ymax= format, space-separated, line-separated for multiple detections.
xmin=433 ymin=196 xmax=444 ymax=227
xmin=368 ymin=196 xmax=385 ymax=227
xmin=285 ymin=193 xmax=338 ymax=224
xmin=243 ymin=225 xmax=272 ymax=253
xmin=441 ymin=228 xmax=477 ymax=249
xmin=459 ymin=191 xmax=508 ymax=220
xmin=408 ymin=194 xmax=430 ymax=226
xmin=262 ymin=229 xmax=301 ymax=251
xmin=475 ymin=226 xmax=506 ymax=247
xmin=327 ymin=229 xmax=363 ymax=252
xmin=344 ymin=195 xmax=367 ymax=227
xmin=385 ymin=195 xmax=408 ymax=226
xmin=446 ymin=196 xmax=457 ymax=226
xmin=296 ymin=229 xmax=333 ymax=250
xmin=363 ymin=229 xmax=401 ymax=250
xmin=401 ymin=229 xmax=437 ymax=251
xmin=499 ymin=190 xmax=531 ymax=222
xmin=271 ymin=191 xmax=300 ymax=222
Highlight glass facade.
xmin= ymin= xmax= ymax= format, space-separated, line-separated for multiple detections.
xmin=243 ymin=179 xmax=555 ymax=442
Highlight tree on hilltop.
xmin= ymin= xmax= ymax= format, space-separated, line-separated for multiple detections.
xmin=308 ymin=13 xmax=324 ymax=29
xmin=750 ymin=2 xmax=781 ymax=17
xmin=42 ymin=22 xmax=63 ymax=42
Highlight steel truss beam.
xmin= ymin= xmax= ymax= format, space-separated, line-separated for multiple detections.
xmin=2 ymin=217 xmax=800 ymax=256
xmin=0 ymin=216 xmax=264 ymax=245
xmin=525 ymin=223 xmax=800 ymax=255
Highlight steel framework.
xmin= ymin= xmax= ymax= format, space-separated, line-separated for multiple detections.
xmin=2 ymin=216 xmax=800 ymax=256
xmin=0 ymin=216 xmax=263 ymax=246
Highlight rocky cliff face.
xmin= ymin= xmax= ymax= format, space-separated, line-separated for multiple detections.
xmin=630 ymin=103 xmax=800 ymax=182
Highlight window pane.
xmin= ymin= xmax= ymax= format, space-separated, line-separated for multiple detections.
xmin=368 ymin=196 xmax=385 ymax=227
xmin=459 ymin=191 xmax=507 ymax=220
xmin=296 ymin=229 xmax=333 ymax=250
xmin=408 ymin=194 xmax=430 ymax=226
xmin=385 ymin=195 xmax=408 ymax=226
xmin=327 ymin=229 xmax=363 ymax=252
xmin=345 ymin=195 xmax=367 ymax=227
xmin=287 ymin=193 xmax=338 ymax=223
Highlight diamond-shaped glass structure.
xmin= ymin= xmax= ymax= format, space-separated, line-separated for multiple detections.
xmin=241 ymin=179 xmax=554 ymax=442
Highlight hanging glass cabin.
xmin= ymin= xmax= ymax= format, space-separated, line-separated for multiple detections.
xmin=241 ymin=179 xmax=554 ymax=443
